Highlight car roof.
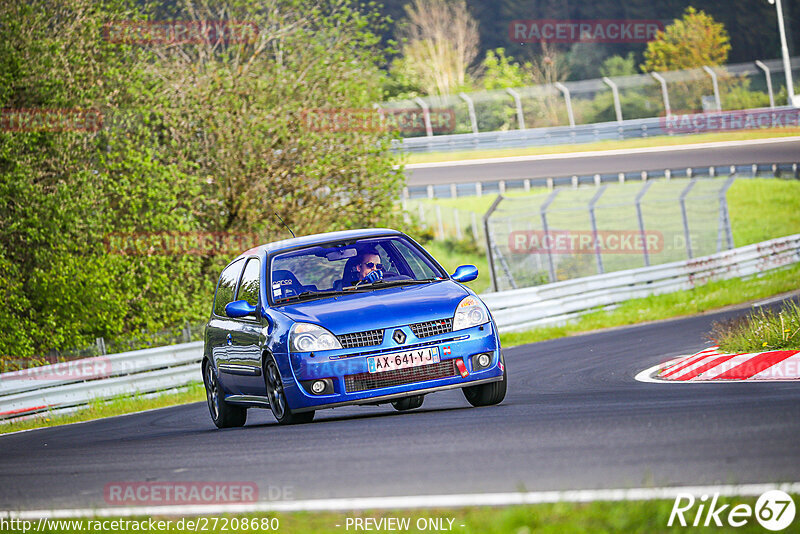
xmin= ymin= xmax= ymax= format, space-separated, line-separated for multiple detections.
xmin=235 ymin=228 xmax=404 ymax=260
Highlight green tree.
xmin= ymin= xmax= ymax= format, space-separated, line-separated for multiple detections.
xmin=642 ymin=7 xmax=731 ymax=72
xmin=395 ymin=0 xmax=480 ymax=96
xmin=600 ymin=53 xmax=639 ymax=78
xmin=481 ymin=48 xmax=531 ymax=90
xmin=0 ymin=0 xmax=403 ymax=359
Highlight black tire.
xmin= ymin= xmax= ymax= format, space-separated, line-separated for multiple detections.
xmin=463 ymin=365 xmax=507 ymax=407
xmin=392 ymin=395 xmax=424 ymax=411
xmin=265 ymin=358 xmax=315 ymax=425
xmin=203 ymin=360 xmax=247 ymax=428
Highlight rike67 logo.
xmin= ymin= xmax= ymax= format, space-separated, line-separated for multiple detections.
xmin=669 ymin=490 xmax=796 ymax=531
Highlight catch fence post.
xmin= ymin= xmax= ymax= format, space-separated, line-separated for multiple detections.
xmin=588 ymin=186 xmax=608 ymax=274
xmin=540 ymin=189 xmax=561 ymax=283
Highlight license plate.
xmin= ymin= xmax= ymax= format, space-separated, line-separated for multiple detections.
xmin=367 ymin=347 xmax=440 ymax=374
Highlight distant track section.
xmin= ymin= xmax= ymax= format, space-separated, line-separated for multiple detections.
xmin=405 ymin=137 xmax=800 ymax=186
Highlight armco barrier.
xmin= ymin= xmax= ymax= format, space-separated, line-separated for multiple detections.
xmin=481 ymin=234 xmax=800 ymax=331
xmin=0 ymin=342 xmax=203 ymax=420
xmin=1 ymin=234 xmax=798 ymax=420
xmin=396 ymin=106 xmax=799 ymax=153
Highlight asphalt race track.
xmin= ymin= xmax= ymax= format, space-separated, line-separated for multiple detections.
xmin=2 ymin=298 xmax=799 ymax=512
xmin=405 ymin=138 xmax=800 ymax=185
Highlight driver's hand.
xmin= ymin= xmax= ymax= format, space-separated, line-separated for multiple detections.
xmin=364 ymin=269 xmax=383 ymax=283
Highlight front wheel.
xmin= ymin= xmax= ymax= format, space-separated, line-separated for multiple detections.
xmin=265 ymin=358 xmax=315 ymax=425
xmin=203 ymin=360 xmax=247 ymax=428
xmin=463 ymin=365 xmax=507 ymax=407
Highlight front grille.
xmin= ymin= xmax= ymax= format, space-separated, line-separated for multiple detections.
xmin=337 ymin=329 xmax=384 ymax=349
xmin=409 ymin=318 xmax=453 ymax=338
xmin=345 ymin=359 xmax=458 ymax=393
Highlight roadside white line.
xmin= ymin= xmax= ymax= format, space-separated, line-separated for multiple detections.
xmin=752 ymin=294 xmax=797 ymax=307
xmin=403 ymin=136 xmax=800 ymax=169
xmin=634 ymin=357 xmax=690 ymax=384
xmin=4 ymin=483 xmax=800 ymax=518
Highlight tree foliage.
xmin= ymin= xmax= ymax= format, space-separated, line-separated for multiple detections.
xmin=0 ymin=0 xmax=402 ymax=359
xmin=394 ymin=0 xmax=480 ymax=96
xmin=481 ymin=48 xmax=531 ymax=90
xmin=642 ymin=7 xmax=731 ymax=72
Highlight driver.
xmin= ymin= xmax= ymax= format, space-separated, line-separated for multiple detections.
xmin=354 ymin=248 xmax=384 ymax=284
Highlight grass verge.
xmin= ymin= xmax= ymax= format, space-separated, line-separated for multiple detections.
xmin=710 ymin=300 xmax=800 ymax=353
xmin=0 ymin=383 xmax=205 ymax=435
xmin=499 ymin=263 xmax=800 ymax=348
xmin=10 ymin=496 xmax=794 ymax=533
xmin=404 ymin=128 xmax=800 ymax=164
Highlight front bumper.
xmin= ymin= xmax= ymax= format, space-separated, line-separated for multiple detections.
xmin=282 ymin=322 xmax=503 ymax=412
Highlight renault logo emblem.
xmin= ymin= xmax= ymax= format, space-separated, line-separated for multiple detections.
xmin=392 ymin=329 xmax=406 ymax=344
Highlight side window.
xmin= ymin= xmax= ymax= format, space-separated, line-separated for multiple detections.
xmin=213 ymin=259 xmax=244 ymax=316
xmin=237 ymin=258 xmax=261 ymax=307
xmin=393 ymin=240 xmax=440 ymax=279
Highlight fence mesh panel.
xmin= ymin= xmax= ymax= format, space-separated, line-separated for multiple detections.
xmin=486 ymin=178 xmax=734 ymax=291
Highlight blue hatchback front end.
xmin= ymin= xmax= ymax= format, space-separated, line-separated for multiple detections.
xmin=280 ymin=284 xmax=504 ymax=412
xmin=202 ymin=229 xmax=507 ymax=427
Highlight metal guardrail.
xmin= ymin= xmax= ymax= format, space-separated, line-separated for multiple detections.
xmin=400 ymin=116 xmax=664 ymax=153
xmin=481 ymin=234 xmax=800 ymax=331
xmin=2 ymin=234 xmax=798 ymax=420
xmin=0 ymin=342 xmax=203 ymax=420
xmin=397 ymin=106 xmax=799 ymax=153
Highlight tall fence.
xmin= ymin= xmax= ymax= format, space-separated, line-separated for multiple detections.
xmin=483 ymin=175 xmax=741 ymax=292
xmin=405 ymin=162 xmax=798 ymax=250
xmin=381 ymin=57 xmax=800 ymax=140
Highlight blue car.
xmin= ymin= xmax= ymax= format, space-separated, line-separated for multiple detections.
xmin=202 ymin=228 xmax=507 ymax=427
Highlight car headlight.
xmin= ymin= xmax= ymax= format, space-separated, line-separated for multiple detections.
xmin=452 ymin=296 xmax=490 ymax=331
xmin=290 ymin=323 xmax=343 ymax=352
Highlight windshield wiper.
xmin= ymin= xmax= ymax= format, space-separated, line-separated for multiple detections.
xmin=355 ymin=278 xmax=441 ymax=289
xmin=275 ymin=290 xmax=351 ymax=304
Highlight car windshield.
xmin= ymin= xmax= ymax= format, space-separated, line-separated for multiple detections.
xmin=269 ymin=236 xmax=447 ymax=304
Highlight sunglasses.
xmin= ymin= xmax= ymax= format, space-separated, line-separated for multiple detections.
xmin=361 ymin=262 xmax=384 ymax=270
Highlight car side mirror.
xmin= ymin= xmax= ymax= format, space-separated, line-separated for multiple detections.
xmin=451 ymin=264 xmax=478 ymax=283
xmin=225 ymin=299 xmax=258 ymax=318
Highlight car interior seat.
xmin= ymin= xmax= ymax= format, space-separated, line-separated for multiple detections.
xmin=333 ymin=256 xmax=360 ymax=290
xmin=271 ymin=269 xmax=305 ymax=299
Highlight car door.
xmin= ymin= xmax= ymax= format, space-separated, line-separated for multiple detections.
xmin=207 ymin=258 xmax=245 ymax=394
xmin=226 ymin=257 xmax=267 ymax=395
